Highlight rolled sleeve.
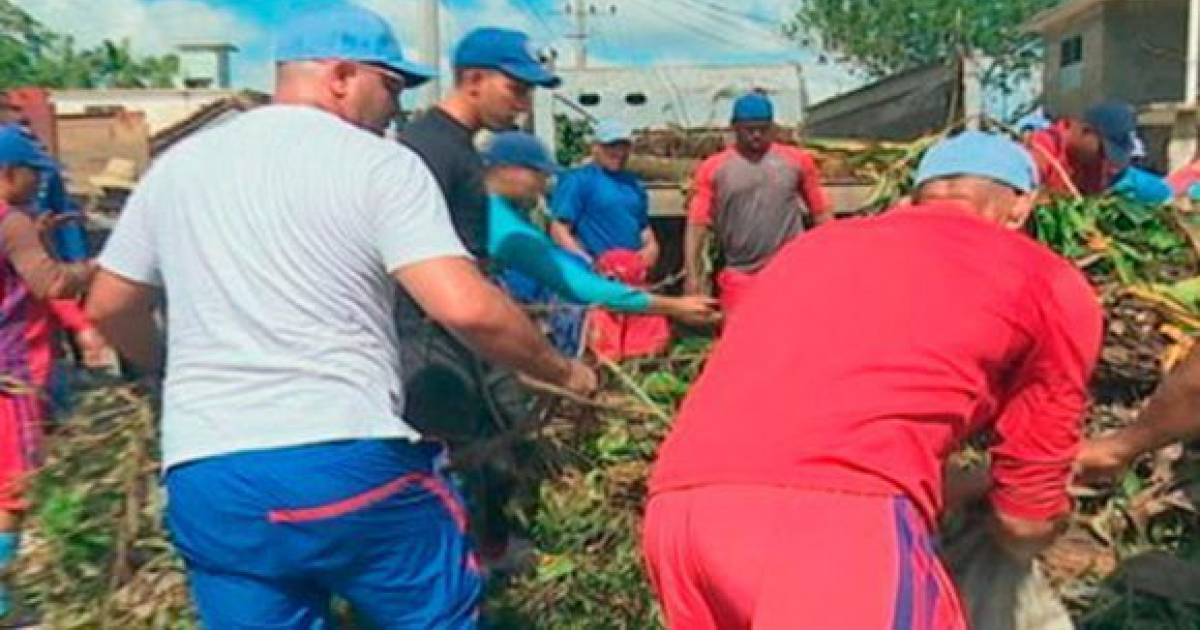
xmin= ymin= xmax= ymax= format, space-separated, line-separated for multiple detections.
xmin=98 ymin=175 xmax=163 ymax=287
xmin=369 ymin=152 xmax=469 ymax=273
xmin=990 ymin=266 xmax=1102 ymax=521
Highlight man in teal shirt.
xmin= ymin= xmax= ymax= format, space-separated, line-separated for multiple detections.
xmin=468 ymin=131 xmax=714 ymax=571
xmin=485 ymin=131 xmax=712 ymax=320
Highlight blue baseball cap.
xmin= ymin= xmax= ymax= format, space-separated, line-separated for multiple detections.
xmin=275 ymin=3 xmax=435 ymax=87
xmin=593 ymin=120 xmax=631 ymax=144
xmin=731 ymin=92 xmax=774 ymax=123
xmin=915 ymin=130 xmax=1039 ymax=193
xmin=0 ymin=125 xmax=56 ymax=171
xmin=1083 ymin=101 xmax=1136 ymax=168
xmin=453 ymin=28 xmax=560 ymax=88
xmin=483 ymin=131 xmax=560 ymax=174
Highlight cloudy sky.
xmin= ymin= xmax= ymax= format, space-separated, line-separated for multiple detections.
xmin=14 ymin=0 xmax=862 ymax=102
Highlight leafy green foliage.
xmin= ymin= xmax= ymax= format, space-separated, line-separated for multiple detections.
xmin=789 ymin=0 xmax=1062 ymax=89
xmin=0 ymin=0 xmax=180 ymax=89
xmin=1030 ymin=196 xmax=1191 ymax=284
xmin=489 ymin=341 xmax=711 ymax=629
xmin=554 ymin=115 xmax=593 ymax=168
xmin=18 ymin=385 xmax=194 ymax=629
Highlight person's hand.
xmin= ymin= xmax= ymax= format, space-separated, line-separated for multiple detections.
xmin=560 ymin=360 xmax=598 ymax=397
xmin=637 ymin=247 xmax=659 ymax=269
xmin=1075 ymin=436 xmax=1137 ymax=484
xmin=943 ymin=465 xmax=992 ymax=513
xmin=683 ymin=276 xmax=707 ymax=297
xmin=74 ymin=328 xmax=115 ymax=369
xmin=660 ymin=295 xmax=721 ymax=326
xmin=35 ymin=211 xmax=85 ymax=233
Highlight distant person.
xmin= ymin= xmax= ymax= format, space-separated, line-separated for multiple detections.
xmin=0 ymin=126 xmax=96 ymax=620
xmin=0 ymin=94 xmax=90 ymax=262
xmin=85 ymin=6 xmax=594 ymax=627
xmin=550 ymin=119 xmax=658 ymax=267
xmin=397 ymin=27 xmax=569 ymax=568
xmin=684 ymin=92 xmax=831 ymax=313
xmin=486 ymin=131 xmax=716 ymax=324
xmin=645 ymin=132 xmax=1102 ymax=629
xmin=550 ymin=119 xmax=672 ymax=358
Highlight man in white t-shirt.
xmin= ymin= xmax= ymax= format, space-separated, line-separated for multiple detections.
xmin=83 ymin=5 xmax=595 ymax=628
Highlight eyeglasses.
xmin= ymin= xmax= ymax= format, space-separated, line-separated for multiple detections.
xmin=355 ymin=62 xmax=406 ymax=96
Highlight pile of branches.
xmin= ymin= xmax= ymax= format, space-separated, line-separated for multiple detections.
xmin=14 ymin=193 xmax=1200 ymax=628
xmin=15 ymin=382 xmax=192 ymax=629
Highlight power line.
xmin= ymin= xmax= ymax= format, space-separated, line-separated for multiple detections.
xmin=667 ymin=0 xmax=796 ymax=51
xmin=626 ymin=0 xmax=759 ymax=53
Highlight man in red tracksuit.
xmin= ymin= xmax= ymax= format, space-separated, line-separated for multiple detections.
xmin=644 ymin=131 xmax=1103 ymax=629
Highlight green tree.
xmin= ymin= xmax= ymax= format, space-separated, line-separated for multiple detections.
xmin=0 ymin=0 xmax=180 ymax=89
xmin=789 ymin=0 xmax=1064 ymax=86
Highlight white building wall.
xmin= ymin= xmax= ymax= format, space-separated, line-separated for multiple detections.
xmin=555 ymin=64 xmax=806 ymax=129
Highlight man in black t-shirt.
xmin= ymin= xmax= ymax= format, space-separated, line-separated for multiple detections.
xmin=398 ymin=27 xmax=561 ymax=569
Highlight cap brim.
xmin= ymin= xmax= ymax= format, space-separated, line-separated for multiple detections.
xmin=536 ymin=160 xmax=562 ymax=174
xmin=378 ymin=59 xmax=437 ymax=88
xmin=27 ymin=154 xmax=59 ymax=172
xmin=499 ymin=62 xmax=561 ymax=88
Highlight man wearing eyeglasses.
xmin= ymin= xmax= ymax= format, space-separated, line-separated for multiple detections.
xmin=85 ymin=5 xmax=594 ymax=628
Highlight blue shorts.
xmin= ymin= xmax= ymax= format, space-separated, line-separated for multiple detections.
xmin=164 ymin=439 xmax=482 ymax=629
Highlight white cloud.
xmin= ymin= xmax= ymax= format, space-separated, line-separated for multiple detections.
xmin=15 ymin=0 xmax=259 ymax=53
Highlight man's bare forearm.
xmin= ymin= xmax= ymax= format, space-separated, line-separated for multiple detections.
xmin=396 ymin=257 xmax=573 ymax=385
xmin=448 ymin=284 xmax=573 ymax=384
xmin=683 ymin=223 xmax=709 ymax=295
xmin=550 ymin=221 xmax=592 ymax=260
xmin=1107 ymin=345 xmax=1200 ymax=457
xmin=85 ymin=271 xmax=163 ymax=374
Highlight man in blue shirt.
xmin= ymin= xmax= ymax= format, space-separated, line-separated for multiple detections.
xmin=550 ymin=120 xmax=659 ymax=267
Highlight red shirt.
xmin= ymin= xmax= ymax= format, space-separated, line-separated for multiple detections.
xmin=1027 ymin=121 xmax=1110 ymax=195
xmin=650 ymin=201 xmax=1103 ymax=527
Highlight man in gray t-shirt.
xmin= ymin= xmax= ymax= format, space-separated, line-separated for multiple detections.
xmin=684 ymin=93 xmax=832 ymax=313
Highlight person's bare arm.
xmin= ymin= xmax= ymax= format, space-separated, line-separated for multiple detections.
xmin=0 ymin=211 xmax=94 ymax=299
xmin=683 ymin=222 xmax=710 ymax=296
xmin=645 ymin=294 xmax=720 ymax=326
xmin=85 ymin=270 xmax=162 ymax=374
xmin=394 ymin=256 xmax=595 ymax=393
xmin=991 ymin=512 xmax=1067 ymax=564
xmin=549 ymin=220 xmax=592 ymax=262
xmin=1079 ymin=344 xmax=1200 ymax=481
xmin=638 ymin=226 xmax=660 ymax=269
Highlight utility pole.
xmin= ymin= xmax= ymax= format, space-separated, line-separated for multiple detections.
xmin=568 ymin=1 xmax=588 ymax=69
xmin=1187 ymin=0 xmax=1199 ymax=106
xmin=417 ymin=0 xmax=442 ymax=109
xmin=565 ymin=2 xmax=617 ymax=70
